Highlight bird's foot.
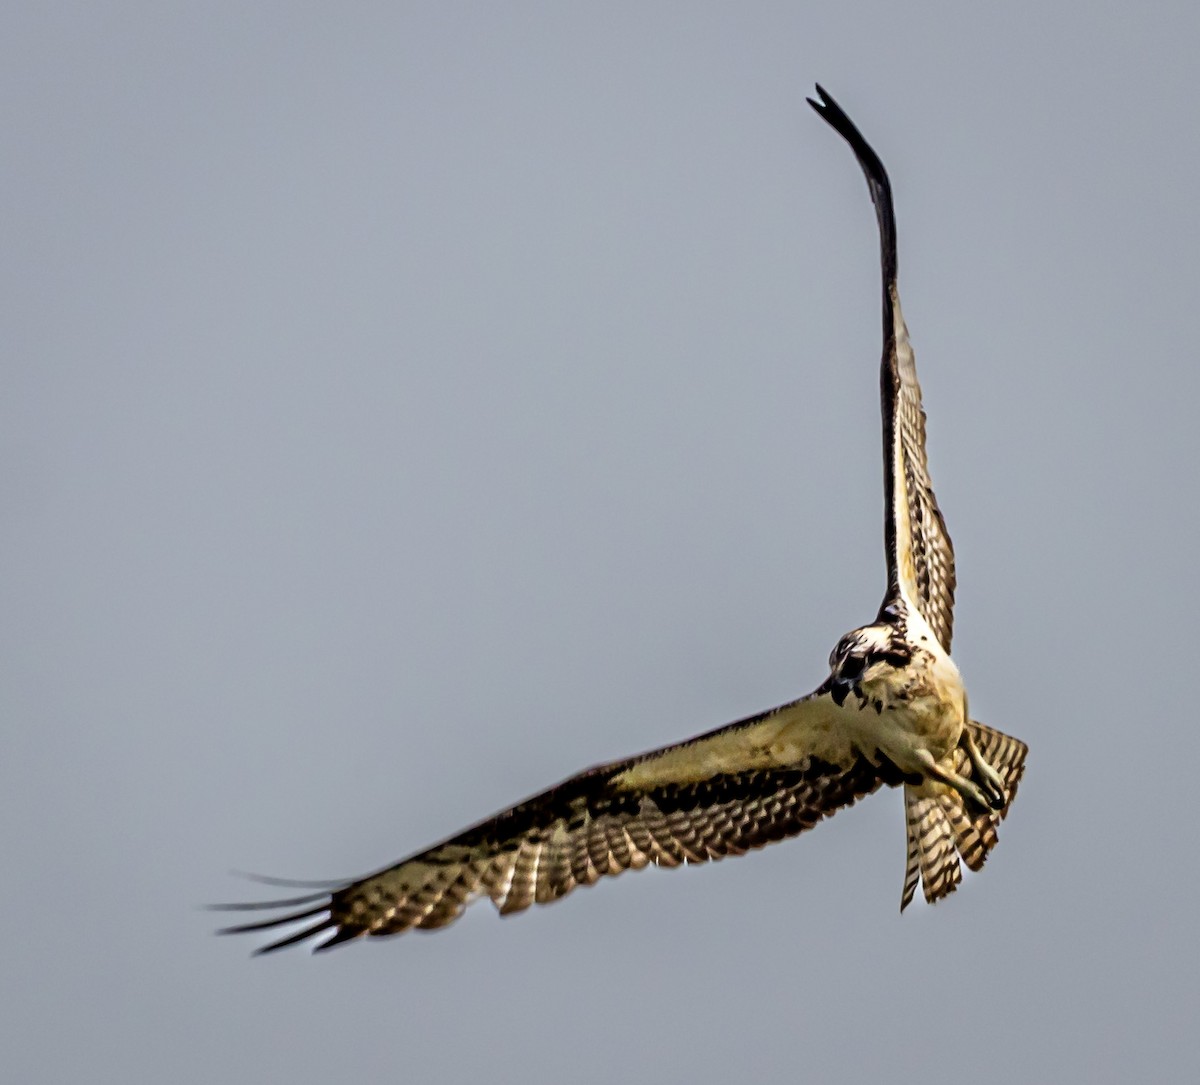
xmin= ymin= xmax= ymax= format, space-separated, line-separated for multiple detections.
xmin=913 ymin=748 xmax=1003 ymax=814
xmin=961 ymin=732 xmax=1007 ymax=811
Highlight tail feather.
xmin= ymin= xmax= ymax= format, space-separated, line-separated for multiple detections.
xmin=941 ymin=798 xmax=988 ymax=871
xmin=900 ymin=721 xmax=1027 ymax=911
xmin=902 ymin=792 xmax=962 ymax=909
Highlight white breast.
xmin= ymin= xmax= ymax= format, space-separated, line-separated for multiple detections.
xmin=844 ymin=646 xmax=966 ymax=772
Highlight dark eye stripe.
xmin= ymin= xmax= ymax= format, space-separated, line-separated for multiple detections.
xmin=858 ymin=648 xmax=911 ymax=670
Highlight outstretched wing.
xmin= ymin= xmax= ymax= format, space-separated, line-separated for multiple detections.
xmin=214 ymin=690 xmax=906 ymax=953
xmin=808 ymin=86 xmax=957 ymax=651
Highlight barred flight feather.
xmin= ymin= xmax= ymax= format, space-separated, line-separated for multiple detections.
xmin=215 ymin=750 xmax=907 ymax=953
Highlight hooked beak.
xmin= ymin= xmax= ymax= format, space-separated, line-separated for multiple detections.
xmin=830 ymin=678 xmax=852 ymax=707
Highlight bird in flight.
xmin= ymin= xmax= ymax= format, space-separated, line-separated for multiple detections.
xmin=215 ymin=85 xmax=1027 ymax=954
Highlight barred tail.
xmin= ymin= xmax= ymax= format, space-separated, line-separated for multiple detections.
xmin=900 ymin=721 xmax=1028 ymax=911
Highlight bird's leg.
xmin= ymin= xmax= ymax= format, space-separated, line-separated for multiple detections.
xmin=959 ymin=729 xmax=1007 ymax=809
xmin=911 ymin=749 xmax=1003 ymax=813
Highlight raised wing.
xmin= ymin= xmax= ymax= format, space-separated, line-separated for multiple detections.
xmin=808 ymin=86 xmax=957 ymax=650
xmin=214 ymin=691 xmax=906 ymax=953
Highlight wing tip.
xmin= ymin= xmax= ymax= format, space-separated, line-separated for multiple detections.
xmin=312 ymin=927 xmax=367 ymax=953
xmin=808 ymin=84 xmax=890 ymax=182
xmin=205 ymin=890 xmax=331 ymax=913
xmin=210 ymin=885 xmax=362 ymax=955
xmin=805 ymin=82 xmax=836 ymax=116
xmin=227 ymin=869 xmax=349 ymax=890
xmin=249 ymin=917 xmax=340 ymax=956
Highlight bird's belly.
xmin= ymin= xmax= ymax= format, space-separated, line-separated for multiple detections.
xmin=847 ymin=699 xmax=961 ymax=773
xmin=846 ymin=661 xmax=965 ymax=773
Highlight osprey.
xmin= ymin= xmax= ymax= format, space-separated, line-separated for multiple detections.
xmin=215 ymin=86 xmax=1027 ymax=954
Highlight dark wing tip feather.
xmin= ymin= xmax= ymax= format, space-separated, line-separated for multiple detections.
xmin=212 ymin=885 xmax=363 ymax=954
xmin=206 ymin=890 xmax=331 ymax=912
xmin=805 ymin=83 xmax=840 ymax=120
xmin=227 ymin=870 xmax=348 ymax=889
xmin=806 ymin=85 xmax=891 ymax=192
xmin=313 ymin=927 xmax=368 ymax=952
xmin=214 ymin=902 xmax=330 ymax=936
xmin=211 ymin=868 xmax=375 ymax=953
xmin=807 ymin=83 xmax=897 ymax=285
xmin=252 ymin=918 xmax=341 ymax=956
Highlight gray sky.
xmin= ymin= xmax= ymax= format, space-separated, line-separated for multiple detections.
xmin=6 ymin=4 xmax=1199 ymax=1082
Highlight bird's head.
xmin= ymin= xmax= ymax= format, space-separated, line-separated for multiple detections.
xmin=828 ymin=625 xmax=914 ymax=707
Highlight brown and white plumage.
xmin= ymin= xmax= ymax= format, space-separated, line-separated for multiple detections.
xmin=218 ymin=694 xmax=914 ymax=953
xmin=900 ymin=721 xmax=1028 ymax=909
xmin=214 ymin=85 xmax=1026 ymax=954
xmin=808 ymin=86 xmax=957 ymax=652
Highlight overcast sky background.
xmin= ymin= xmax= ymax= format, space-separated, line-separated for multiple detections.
xmin=5 ymin=4 xmax=1199 ymax=1082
